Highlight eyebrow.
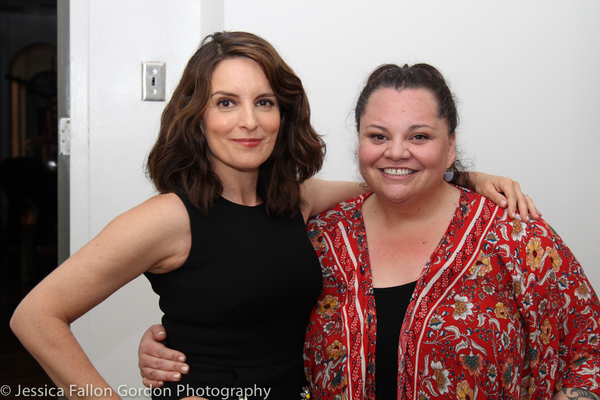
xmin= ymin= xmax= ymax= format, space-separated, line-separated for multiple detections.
xmin=210 ymin=91 xmax=276 ymax=99
xmin=364 ymin=123 xmax=434 ymax=132
xmin=210 ymin=91 xmax=237 ymax=98
xmin=365 ymin=124 xmax=389 ymax=132
xmin=408 ymin=124 xmax=434 ymax=131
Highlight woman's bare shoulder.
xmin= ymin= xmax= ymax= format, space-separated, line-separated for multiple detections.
xmin=120 ymin=192 xmax=191 ymax=274
xmin=124 ymin=192 xmax=187 ymax=223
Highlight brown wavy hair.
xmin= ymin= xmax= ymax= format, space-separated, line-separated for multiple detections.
xmin=147 ymin=31 xmax=325 ymax=217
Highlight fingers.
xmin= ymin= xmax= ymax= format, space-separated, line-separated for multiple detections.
xmin=149 ymin=324 xmax=168 ymax=342
xmin=138 ymin=353 xmax=189 ymax=381
xmin=511 ymin=194 xmax=542 ymax=221
xmin=142 ymin=376 xmax=164 ymax=389
xmin=524 ymin=195 xmax=541 ymax=220
xmin=494 ymin=178 xmax=542 ymax=222
xmin=139 ymin=324 xmax=189 ymax=388
xmin=477 ymin=176 xmax=509 ymax=210
xmin=503 ymin=179 xmax=520 ymax=220
xmin=139 ymin=325 xmax=186 ymax=362
xmin=507 ymin=181 xmax=545 ymax=222
xmin=482 ymin=189 xmax=508 ymax=211
xmin=472 ymin=173 xmax=510 ymax=210
xmin=515 ymin=191 xmax=530 ymax=222
xmin=139 ymin=352 xmax=189 ymax=384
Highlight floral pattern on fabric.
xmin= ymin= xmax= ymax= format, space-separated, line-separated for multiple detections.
xmin=303 ymin=190 xmax=600 ymax=400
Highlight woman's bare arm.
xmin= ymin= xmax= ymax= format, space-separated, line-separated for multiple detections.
xmin=300 ymin=178 xmax=367 ymax=221
xmin=300 ymin=174 xmax=540 ymax=222
xmin=10 ymin=193 xmax=190 ymax=400
xmin=466 ymin=171 xmax=541 ymax=221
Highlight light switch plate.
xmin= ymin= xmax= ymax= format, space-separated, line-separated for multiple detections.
xmin=142 ymin=62 xmax=165 ymax=101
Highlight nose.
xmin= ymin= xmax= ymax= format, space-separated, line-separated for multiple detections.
xmin=239 ymin=103 xmax=259 ymax=131
xmin=385 ymin=137 xmax=409 ymax=161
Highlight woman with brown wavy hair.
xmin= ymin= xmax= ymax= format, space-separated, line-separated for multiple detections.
xmin=147 ymin=31 xmax=326 ymax=218
xmin=12 ymin=31 xmax=536 ymax=400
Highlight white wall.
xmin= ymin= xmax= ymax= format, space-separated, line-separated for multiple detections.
xmin=68 ymin=0 xmax=599 ymax=398
xmin=69 ymin=1 xmax=215 ymax=397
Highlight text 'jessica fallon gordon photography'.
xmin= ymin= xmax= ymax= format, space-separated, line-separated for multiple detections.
xmin=0 ymin=383 xmax=273 ymax=399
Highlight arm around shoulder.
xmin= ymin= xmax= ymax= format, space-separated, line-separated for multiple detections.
xmin=466 ymin=171 xmax=541 ymax=221
xmin=10 ymin=193 xmax=190 ymax=399
xmin=300 ymin=178 xmax=367 ymax=221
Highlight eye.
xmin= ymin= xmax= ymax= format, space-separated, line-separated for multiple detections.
xmin=217 ymin=98 xmax=235 ymax=108
xmin=256 ymin=98 xmax=276 ymax=108
xmin=369 ymin=133 xmax=387 ymax=142
xmin=411 ymin=133 xmax=429 ymax=141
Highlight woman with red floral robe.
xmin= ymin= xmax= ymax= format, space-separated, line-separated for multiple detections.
xmin=303 ymin=63 xmax=600 ymax=400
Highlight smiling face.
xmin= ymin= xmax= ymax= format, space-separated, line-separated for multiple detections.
xmin=203 ymin=57 xmax=280 ymax=180
xmin=358 ymin=87 xmax=456 ymax=205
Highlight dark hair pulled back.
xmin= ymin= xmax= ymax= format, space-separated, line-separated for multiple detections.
xmin=354 ymin=63 xmax=466 ymax=182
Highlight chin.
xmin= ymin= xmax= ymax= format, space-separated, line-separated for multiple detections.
xmin=374 ymin=189 xmax=412 ymax=204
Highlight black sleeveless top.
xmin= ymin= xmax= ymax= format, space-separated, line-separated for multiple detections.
xmin=145 ymin=194 xmax=322 ymax=399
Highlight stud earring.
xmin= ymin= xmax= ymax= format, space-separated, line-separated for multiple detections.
xmin=444 ymin=169 xmax=454 ymax=182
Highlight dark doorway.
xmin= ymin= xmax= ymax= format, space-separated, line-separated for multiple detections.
xmin=0 ymin=0 xmax=59 ymax=397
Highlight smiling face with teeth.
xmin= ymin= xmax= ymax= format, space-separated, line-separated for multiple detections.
xmin=357 ymin=87 xmax=456 ymax=206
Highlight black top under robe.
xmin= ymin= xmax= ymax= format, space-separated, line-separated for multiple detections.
xmin=373 ymin=281 xmax=417 ymax=399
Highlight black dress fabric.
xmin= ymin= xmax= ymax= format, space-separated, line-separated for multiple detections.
xmin=373 ymin=281 xmax=417 ymax=399
xmin=145 ymin=194 xmax=322 ymax=400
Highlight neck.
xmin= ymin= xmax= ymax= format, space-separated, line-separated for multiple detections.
xmin=363 ymin=182 xmax=460 ymax=227
xmin=218 ymin=169 xmax=261 ymax=206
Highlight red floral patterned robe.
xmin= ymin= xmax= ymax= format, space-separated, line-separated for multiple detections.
xmin=304 ymin=190 xmax=600 ymax=399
